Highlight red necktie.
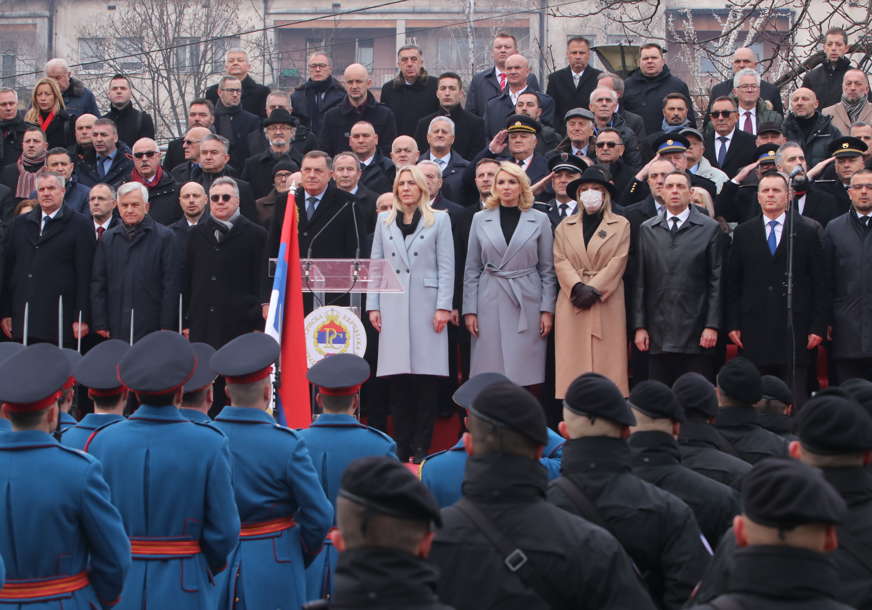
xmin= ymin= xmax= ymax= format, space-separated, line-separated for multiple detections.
xmin=499 ymin=73 xmax=507 ymax=91
xmin=96 ymin=226 xmax=105 ymax=240
xmin=742 ymin=111 xmax=753 ymax=134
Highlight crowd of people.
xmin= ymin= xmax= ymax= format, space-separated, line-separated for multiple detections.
xmin=0 ymin=23 xmax=871 ymax=609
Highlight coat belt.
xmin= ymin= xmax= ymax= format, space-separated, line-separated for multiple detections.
xmin=130 ymin=537 xmax=202 ymax=557
xmin=484 ymin=263 xmax=537 ymax=332
xmin=239 ymin=516 xmax=296 ymax=538
xmin=0 ymin=571 xmax=89 ymax=600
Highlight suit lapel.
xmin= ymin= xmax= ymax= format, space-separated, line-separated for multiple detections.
xmin=503 ymin=209 xmax=538 ymax=264
xmin=587 ymin=213 xmax=619 ymax=262
xmin=563 ymin=216 xmax=592 ymax=269
xmin=480 ymin=207 xmax=507 ymax=256
xmin=386 ymin=218 xmax=411 ymax=268
xmin=38 ymin=207 xmax=66 ymax=243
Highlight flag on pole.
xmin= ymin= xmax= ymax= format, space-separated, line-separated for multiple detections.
xmin=265 ymin=188 xmax=311 ymax=428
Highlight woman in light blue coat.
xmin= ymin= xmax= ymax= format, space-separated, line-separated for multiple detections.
xmin=463 ymin=161 xmax=556 ymax=389
xmin=368 ymin=165 xmax=454 ymax=461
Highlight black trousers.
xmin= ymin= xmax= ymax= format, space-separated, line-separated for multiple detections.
xmin=649 ymin=353 xmax=714 ymax=387
xmin=389 ymin=374 xmax=439 ymax=462
xmin=832 ymin=358 xmax=872 ymax=385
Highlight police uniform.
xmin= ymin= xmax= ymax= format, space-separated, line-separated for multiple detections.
xmin=688 ymin=458 xmax=851 ymax=610
xmin=211 ymin=332 xmax=333 ymax=610
xmin=546 ymin=373 xmax=711 ymax=609
xmin=60 ymin=339 xmax=129 ymax=449
xmin=0 ymin=344 xmax=131 ymax=608
xmin=85 ymin=331 xmax=240 ymax=610
xmin=420 ymin=373 xmax=563 ymax=508
xmin=179 ymin=342 xmax=217 ymax=424
xmin=673 ymin=372 xmax=751 ymax=491
xmin=628 ymin=380 xmax=740 ymax=547
xmin=430 ymin=380 xmax=655 ymax=609
xmin=815 ymin=136 xmax=869 ymax=215
xmin=299 ymin=353 xmax=397 ymax=601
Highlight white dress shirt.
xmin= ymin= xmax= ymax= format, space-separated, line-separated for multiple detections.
xmin=763 ymin=212 xmax=786 ymax=249
xmin=666 ymin=206 xmax=691 ymax=230
xmin=739 ymin=106 xmax=757 ymax=134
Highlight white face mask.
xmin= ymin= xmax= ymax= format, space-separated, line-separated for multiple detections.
xmin=579 ymin=189 xmax=603 ymax=213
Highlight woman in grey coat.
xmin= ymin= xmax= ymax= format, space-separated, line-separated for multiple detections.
xmin=463 ymin=161 xmax=556 ymax=389
xmin=368 ymin=165 xmax=454 ymax=462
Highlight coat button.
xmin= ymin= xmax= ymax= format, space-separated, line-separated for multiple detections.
xmin=396 ymin=269 xmax=400 ymax=274
xmin=209 ymin=306 xmax=215 ymax=312
xmin=420 ymin=235 xmax=424 ymax=239
xmin=414 ymin=252 xmax=418 ymax=256
xmin=27 ymin=273 xmax=31 ymax=278
xmin=211 ymin=275 xmax=217 ymax=281
xmin=406 ymin=270 xmax=410 ymax=273
xmin=389 ymin=236 xmax=392 ymax=240
xmin=391 ymin=253 xmax=395 ymax=256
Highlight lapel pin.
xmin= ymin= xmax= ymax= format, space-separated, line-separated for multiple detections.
xmin=598 ymin=230 xmax=607 ymax=238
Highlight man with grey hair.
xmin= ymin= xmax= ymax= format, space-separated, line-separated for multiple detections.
xmin=90 ymin=180 xmax=178 ymax=342
xmin=589 ymin=86 xmax=643 ymax=167
xmin=188 ymin=133 xmax=257 ymax=220
xmin=422 ymin=115 xmax=468 ymax=202
xmin=211 ymin=75 xmax=261 ymax=169
xmin=0 ymin=87 xmax=28 ymax=168
xmin=380 ymin=44 xmax=439 ymax=137
xmin=205 ymin=48 xmax=271 ymax=117
xmin=1 ymin=171 xmax=94 ymax=345
xmin=596 ymin=72 xmax=646 ymax=137
xmin=184 ymin=176 xmax=266 ymax=348
xmin=706 ymin=47 xmax=783 ymax=117
xmin=44 ymin=57 xmax=100 ymax=118
xmin=128 ymin=137 xmax=180 ymax=225
xmin=823 ymin=69 xmax=872 ymax=135
xmin=291 ymin=52 xmax=346 ymax=136
xmin=727 ymin=67 xmax=783 ymax=136
xmin=246 ymin=90 xmax=317 ymax=159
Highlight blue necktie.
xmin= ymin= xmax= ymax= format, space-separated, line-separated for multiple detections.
xmin=97 ymin=156 xmax=108 ymax=177
xmin=306 ymin=196 xmax=317 ymax=220
xmin=767 ymin=219 xmax=778 ymax=255
xmin=716 ymin=136 xmax=728 ymax=167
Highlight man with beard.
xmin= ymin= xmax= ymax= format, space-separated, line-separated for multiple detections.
xmin=823 ymin=69 xmax=872 ymax=135
xmin=241 ymin=108 xmax=301 ymax=199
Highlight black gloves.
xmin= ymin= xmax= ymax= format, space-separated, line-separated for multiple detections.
xmin=570 ymin=283 xmax=600 ymax=309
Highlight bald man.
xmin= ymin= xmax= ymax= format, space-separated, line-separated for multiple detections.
xmin=822 ymin=69 xmax=872 ymax=134
xmin=483 ymin=54 xmax=556 ymax=138
xmin=128 ymin=138 xmax=181 ymax=225
xmin=318 ymin=63 xmax=397 ymax=156
xmin=706 ymin=47 xmax=783 ymax=117
xmin=70 ymin=113 xmax=98 ymax=158
xmin=783 ymin=87 xmax=843 ymax=167
xmin=169 ymin=126 xmax=212 ymax=184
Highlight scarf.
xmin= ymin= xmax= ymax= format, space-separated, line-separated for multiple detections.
xmin=661 ymin=117 xmax=690 ymax=133
xmin=130 ymin=164 xmax=164 ymax=189
xmin=843 ymin=95 xmax=867 ymax=124
xmin=215 ymin=103 xmax=240 ymax=140
xmin=39 ymin=111 xmax=56 ymax=133
xmin=15 ymin=149 xmax=47 ymax=199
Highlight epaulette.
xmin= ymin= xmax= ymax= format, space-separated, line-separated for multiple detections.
xmin=364 ymin=425 xmax=395 ymax=445
xmin=273 ymin=423 xmax=302 ymax=439
xmin=56 ymin=443 xmax=100 ymax=464
xmin=192 ymin=421 xmax=227 ymax=437
xmin=82 ymin=418 xmax=124 ymax=452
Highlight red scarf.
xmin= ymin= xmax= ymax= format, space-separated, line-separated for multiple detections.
xmin=39 ymin=111 xmax=56 ymax=132
xmin=130 ymin=164 xmax=164 ymax=188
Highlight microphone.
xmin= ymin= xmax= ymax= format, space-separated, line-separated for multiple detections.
xmin=788 ymin=166 xmax=805 ymax=179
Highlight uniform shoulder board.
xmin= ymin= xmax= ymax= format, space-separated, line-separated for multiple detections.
xmin=273 ymin=423 xmax=302 ymax=439
xmin=193 ymin=421 xmax=227 ymax=437
xmin=56 ymin=444 xmax=100 ymax=464
xmin=365 ymin=425 xmax=395 ymax=444
xmin=82 ymin=418 xmax=124 ymax=452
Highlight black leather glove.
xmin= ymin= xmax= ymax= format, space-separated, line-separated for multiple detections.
xmin=570 ymin=283 xmax=600 ymax=309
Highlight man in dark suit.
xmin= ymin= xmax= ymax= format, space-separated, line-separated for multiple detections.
xmin=162 ymin=99 xmax=213 ymax=172
xmin=546 ymin=37 xmax=602 ymax=134
xmin=704 ymin=96 xmax=757 ymax=179
xmin=725 ymin=171 xmax=828 ymax=406
xmin=483 ymin=54 xmax=555 ymax=138
xmin=127 ymin=138 xmax=180 ymax=226
xmin=640 ymin=93 xmax=695 ymax=162
xmin=245 ymin=91 xmax=317 ymax=160
xmin=186 ymin=134 xmax=257 ymax=222
xmin=205 ymin=49 xmax=271 ymax=118
xmin=465 ymin=32 xmax=540 ymax=118
xmin=211 ymin=75 xmax=261 ymax=171
xmin=414 ymin=72 xmax=486 ymax=160
xmin=593 ymin=129 xmax=637 ymax=203
xmin=623 ymin=43 xmax=697 ymax=134
xmin=379 ymin=44 xmax=439 ymax=137
xmin=589 ymin=87 xmax=642 ymax=168
xmin=775 ymin=142 xmax=840 ymax=227
xmin=87 ymin=182 xmax=120 ymax=242
xmin=240 ymin=108 xmax=302 ymax=199
xmin=333 ymin=151 xmax=378 ymax=233
xmin=534 ymin=153 xmax=586 ymax=229
xmin=418 ymin=115 xmax=468 ymax=203
xmin=169 ymin=181 xmax=208 ymax=253
xmin=74 ymin=118 xmax=133 ymax=189
xmin=348 ymin=121 xmax=394 ymax=196
xmin=103 ymin=75 xmax=155 ymax=148
xmin=706 ymin=47 xmax=784 ymax=117
xmin=0 ymin=87 xmax=30 ymax=168
xmin=1 ymin=171 xmax=94 ymax=345
xmin=291 ymin=52 xmax=346 ymax=136
xmin=597 ymin=72 xmax=646 ymax=138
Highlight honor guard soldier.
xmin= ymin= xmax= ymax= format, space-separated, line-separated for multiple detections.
xmin=58 ymin=348 xmax=82 ymax=433
xmin=85 ymin=330 xmax=239 ymax=610
xmin=687 ymin=458 xmax=851 ymax=610
xmin=304 ymin=456 xmax=451 ymax=610
xmin=210 ymin=332 xmax=333 ymax=610
xmin=179 ymin=342 xmax=217 ymax=424
xmin=0 ymin=344 xmax=130 ymax=608
xmin=0 ymin=343 xmax=24 ymax=432
xmin=430 ymin=380 xmax=656 ymax=609
xmin=547 ymin=372 xmax=711 ymax=609
xmin=299 ymin=353 xmax=397 ymax=601
xmin=60 ymin=339 xmax=129 ymax=449
xmin=420 ymin=372 xmax=564 ymax=509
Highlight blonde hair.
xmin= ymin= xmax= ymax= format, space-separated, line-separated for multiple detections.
xmin=572 ymin=180 xmax=614 ymax=216
xmin=25 ymin=78 xmax=65 ymax=123
xmin=385 ymin=165 xmax=436 ymax=227
xmin=690 ymin=186 xmax=716 ymax=217
xmin=484 ymin=161 xmax=534 ymax=210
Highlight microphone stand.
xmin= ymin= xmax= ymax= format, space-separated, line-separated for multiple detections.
xmin=786 ymin=173 xmax=799 ymax=402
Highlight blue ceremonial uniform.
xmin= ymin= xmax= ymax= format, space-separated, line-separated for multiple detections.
xmin=212 ymin=406 xmax=333 ymax=610
xmin=0 ymin=419 xmax=9 ymax=432
xmin=60 ymin=413 xmax=124 ymax=450
xmin=179 ymin=408 xmax=213 ymax=424
xmin=298 ymin=412 xmax=398 ymax=600
xmin=86 ymin=405 xmax=239 ymax=610
xmin=58 ymin=411 xmax=76 ymax=434
xmin=0 ymin=430 xmax=130 ymax=609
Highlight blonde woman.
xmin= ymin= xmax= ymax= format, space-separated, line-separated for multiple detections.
xmin=24 ymin=78 xmax=71 ymax=148
xmin=554 ymin=166 xmax=631 ymax=396
xmin=367 ymin=165 xmax=454 ymax=462
xmin=463 ymin=161 xmax=556 ymax=391
xmin=690 ymin=186 xmax=716 ymax=218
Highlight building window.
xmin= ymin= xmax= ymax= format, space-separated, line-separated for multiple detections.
xmin=116 ymin=37 xmax=144 ymax=73
xmin=79 ymin=37 xmax=107 ymax=72
xmin=355 ymin=38 xmax=373 ymax=71
xmin=174 ymin=37 xmax=200 ymax=74
xmin=210 ymin=36 xmax=241 ymax=74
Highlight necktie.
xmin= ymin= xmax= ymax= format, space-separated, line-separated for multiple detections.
xmin=41 ymin=215 xmax=49 ymax=236
xmin=96 ymin=226 xmax=105 ymax=240
xmin=717 ymin=136 xmax=728 ymax=167
xmin=306 ymin=196 xmax=317 ymax=220
xmin=559 ymin=203 xmax=568 ymax=218
xmin=97 ymin=156 xmax=109 ymax=177
xmin=498 ymin=73 xmax=507 ymax=91
xmin=767 ymin=219 xmax=779 ymax=255
xmin=516 ymin=158 xmax=525 ymax=168
xmin=435 ymin=158 xmax=446 ymax=171
xmin=742 ymin=111 xmax=753 ymax=134
xmin=670 ymin=216 xmax=680 ymax=234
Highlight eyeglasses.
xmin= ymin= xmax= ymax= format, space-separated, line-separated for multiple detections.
xmin=850 ymin=184 xmax=872 ymax=191
xmin=133 ymin=150 xmax=158 ymax=159
xmin=183 ymin=139 xmax=201 ymax=146
xmin=220 ymin=88 xmax=242 ymax=94
xmin=596 ymin=141 xmax=620 ymax=148
xmin=210 ymin=193 xmax=233 ymax=202
xmin=709 ymin=110 xmax=735 ymax=118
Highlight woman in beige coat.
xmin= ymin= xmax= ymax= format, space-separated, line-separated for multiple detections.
xmin=554 ymin=166 xmax=631 ymax=397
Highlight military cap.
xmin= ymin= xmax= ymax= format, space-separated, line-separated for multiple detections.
xmin=829 ymin=136 xmax=868 ymax=159
xmin=566 ymin=166 xmax=616 ymax=200
xmin=796 ymin=393 xmax=872 ymax=454
xmin=0 ymin=344 xmax=71 ymax=412
xmin=757 ymin=121 xmax=783 ymax=135
xmin=548 ymin=153 xmax=587 ymax=175
xmin=340 ymin=456 xmax=442 ymax=526
xmin=653 ymin=133 xmax=690 ymax=155
xmin=505 ymin=114 xmax=540 ymax=134
xmin=74 ymin=339 xmax=130 ymax=396
xmin=119 ymin=330 xmax=196 ymax=395
xmin=61 ymin=348 xmax=82 ymax=390
xmin=0 ymin=342 xmax=24 ymax=366
xmin=452 ymin=372 xmax=511 ymax=410
xmin=755 ymin=143 xmax=780 ymax=165
xmin=840 ymin=378 xmax=872 ymax=417
xmin=717 ymin=357 xmax=762 ymax=404
xmin=470 ymin=381 xmax=548 ymax=446
xmin=564 ymin=372 xmax=636 ymax=427
xmin=672 ymin=372 xmax=718 ymax=418
xmin=184 ymin=343 xmax=217 ymax=393
xmin=263 ymin=107 xmax=299 ymax=128
xmin=629 ymin=380 xmax=685 ymax=422
xmin=761 ymin=375 xmax=792 ymax=405
xmin=742 ymin=458 xmax=846 ymax=528
xmin=307 ymin=353 xmax=370 ymax=396
xmin=272 ymin=159 xmax=296 ymax=177
xmin=679 ymin=127 xmax=704 ymax=142
xmin=564 ymin=108 xmax=595 ymax=123
xmin=211 ymin=332 xmax=279 ymax=384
